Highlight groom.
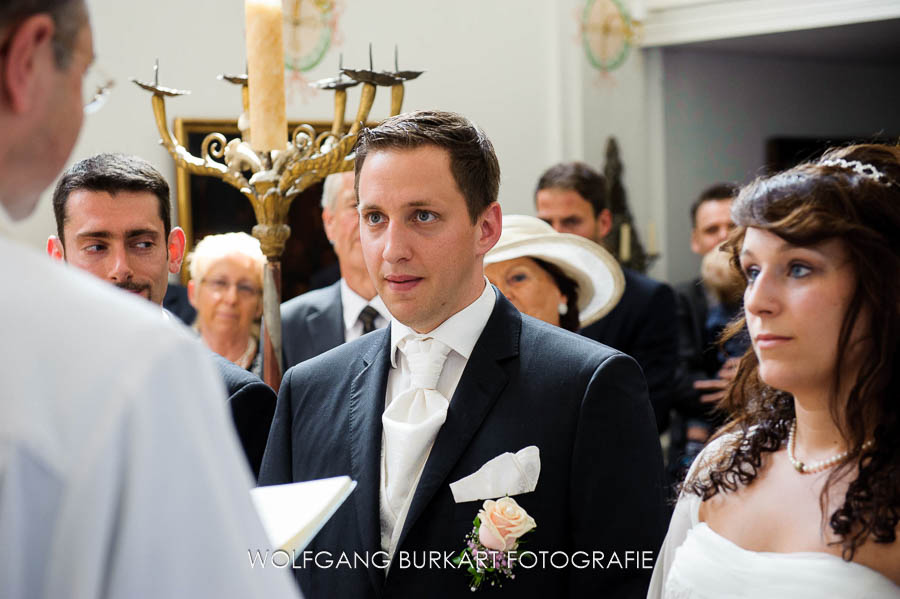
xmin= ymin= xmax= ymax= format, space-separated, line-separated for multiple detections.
xmin=259 ymin=110 xmax=667 ymax=598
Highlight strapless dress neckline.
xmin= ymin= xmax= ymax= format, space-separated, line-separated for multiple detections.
xmin=662 ymin=522 xmax=899 ymax=599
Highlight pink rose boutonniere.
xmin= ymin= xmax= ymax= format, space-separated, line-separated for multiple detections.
xmin=453 ymin=496 xmax=536 ymax=591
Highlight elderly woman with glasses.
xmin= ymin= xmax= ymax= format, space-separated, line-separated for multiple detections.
xmin=187 ymin=232 xmax=266 ymax=376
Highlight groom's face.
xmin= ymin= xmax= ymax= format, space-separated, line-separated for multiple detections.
xmin=357 ymin=144 xmax=498 ymax=333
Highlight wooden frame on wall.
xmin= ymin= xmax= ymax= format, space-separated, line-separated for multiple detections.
xmin=765 ymin=134 xmax=898 ymax=174
xmin=172 ymin=118 xmax=339 ymax=300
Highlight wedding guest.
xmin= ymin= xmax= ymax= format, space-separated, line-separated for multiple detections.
xmin=188 ymin=232 xmax=266 ymax=376
xmin=536 ymin=162 xmax=678 ymax=431
xmin=281 ymin=171 xmax=391 ymax=369
xmin=650 ymin=144 xmax=900 ymax=597
xmin=484 ymin=214 xmax=623 ymax=331
xmin=47 ymin=154 xmax=278 ymax=479
xmin=669 ymin=184 xmax=739 ymax=478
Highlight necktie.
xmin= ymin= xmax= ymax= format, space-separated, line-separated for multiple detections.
xmin=382 ymin=337 xmax=452 ymax=521
xmin=359 ymin=305 xmax=379 ymax=334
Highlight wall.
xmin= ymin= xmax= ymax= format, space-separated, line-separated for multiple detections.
xmin=0 ymin=0 xmax=585 ymax=249
xmin=4 ymin=0 xmax=898 ymax=291
xmin=661 ymin=49 xmax=900 ymax=284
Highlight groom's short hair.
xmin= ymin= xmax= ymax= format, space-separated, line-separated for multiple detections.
xmin=353 ymin=110 xmax=500 ymax=223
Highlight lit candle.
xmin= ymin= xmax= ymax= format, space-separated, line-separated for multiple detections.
xmin=619 ymin=222 xmax=631 ymax=263
xmin=245 ymin=0 xmax=287 ymax=152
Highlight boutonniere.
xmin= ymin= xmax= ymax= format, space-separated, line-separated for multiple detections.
xmin=453 ymin=496 xmax=536 ymax=591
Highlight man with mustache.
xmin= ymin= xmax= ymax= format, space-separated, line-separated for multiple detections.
xmin=47 ymin=153 xmax=186 ymax=304
xmin=47 ymin=152 xmax=276 ymax=479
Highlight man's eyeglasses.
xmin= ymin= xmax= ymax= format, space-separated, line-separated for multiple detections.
xmin=201 ymin=278 xmax=261 ymax=299
xmin=83 ymin=64 xmax=114 ymax=114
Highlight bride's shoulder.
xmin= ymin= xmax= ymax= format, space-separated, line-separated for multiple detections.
xmin=684 ymin=428 xmax=745 ymax=486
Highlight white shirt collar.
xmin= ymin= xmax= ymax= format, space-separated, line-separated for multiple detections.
xmin=340 ymin=278 xmax=391 ymax=330
xmin=390 ymin=277 xmax=496 ymax=368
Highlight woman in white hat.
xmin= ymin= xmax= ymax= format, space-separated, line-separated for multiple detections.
xmin=484 ymin=214 xmax=624 ymax=331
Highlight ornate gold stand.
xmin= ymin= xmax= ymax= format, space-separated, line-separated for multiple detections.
xmin=132 ymin=55 xmax=421 ymax=389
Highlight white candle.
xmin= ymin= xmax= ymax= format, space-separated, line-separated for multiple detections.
xmin=245 ymin=0 xmax=287 ymax=152
xmin=619 ymin=222 xmax=631 ymax=263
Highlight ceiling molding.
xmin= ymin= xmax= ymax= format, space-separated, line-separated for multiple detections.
xmin=640 ymin=0 xmax=900 ymax=47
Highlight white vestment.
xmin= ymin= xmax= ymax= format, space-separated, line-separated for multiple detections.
xmin=0 ymin=236 xmax=300 ymax=599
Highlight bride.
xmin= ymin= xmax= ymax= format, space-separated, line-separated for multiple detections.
xmin=649 ymin=144 xmax=900 ymax=598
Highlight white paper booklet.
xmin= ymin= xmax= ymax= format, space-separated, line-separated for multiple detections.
xmin=251 ymin=476 xmax=357 ymax=553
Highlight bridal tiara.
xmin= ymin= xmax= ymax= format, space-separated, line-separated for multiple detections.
xmin=818 ymin=157 xmax=894 ymax=186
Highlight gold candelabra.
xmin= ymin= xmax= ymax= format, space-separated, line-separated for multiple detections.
xmin=132 ymin=50 xmax=422 ymax=389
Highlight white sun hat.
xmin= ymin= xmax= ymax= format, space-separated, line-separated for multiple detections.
xmin=485 ymin=214 xmax=625 ymax=327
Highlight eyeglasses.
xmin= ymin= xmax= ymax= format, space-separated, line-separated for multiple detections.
xmin=201 ymin=278 xmax=261 ymax=299
xmin=83 ymin=64 xmax=114 ymax=114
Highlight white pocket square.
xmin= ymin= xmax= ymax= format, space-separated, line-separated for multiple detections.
xmin=449 ymin=446 xmax=540 ymax=503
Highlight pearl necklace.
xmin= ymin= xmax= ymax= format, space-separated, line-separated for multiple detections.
xmin=787 ymin=419 xmax=874 ymax=474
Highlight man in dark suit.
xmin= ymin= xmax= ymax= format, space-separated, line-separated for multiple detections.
xmin=535 ymin=162 xmax=678 ymax=431
xmin=47 ymin=153 xmax=276 ymax=478
xmin=670 ymin=183 xmax=738 ymax=477
xmin=260 ymin=111 xmax=667 ymax=598
xmin=281 ymin=171 xmax=391 ymax=368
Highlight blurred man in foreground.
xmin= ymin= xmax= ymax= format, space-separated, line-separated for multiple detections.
xmin=0 ymin=2 xmax=298 ymax=596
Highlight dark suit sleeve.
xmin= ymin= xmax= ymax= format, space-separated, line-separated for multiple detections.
xmin=258 ymin=367 xmax=296 ymax=486
xmin=671 ymin=288 xmax=710 ymax=420
xmin=228 ymin=380 xmax=277 ymax=481
xmin=630 ymin=283 xmax=678 ymax=432
xmin=569 ymin=353 xmax=668 ymax=598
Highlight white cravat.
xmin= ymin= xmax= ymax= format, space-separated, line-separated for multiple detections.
xmin=380 ymin=336 xmax=451 ymax=553
xmin=378 ymin=279 xmax=496 ymax=558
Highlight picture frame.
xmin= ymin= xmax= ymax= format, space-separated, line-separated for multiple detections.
xmin=173 ymin=118 xmax=339 ymax=300
xmin=765 ymin=134 xmax=898 ymax=174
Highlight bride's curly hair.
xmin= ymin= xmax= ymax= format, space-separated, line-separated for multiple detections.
xmin=685 ymin=143 xmax=900 ymax=560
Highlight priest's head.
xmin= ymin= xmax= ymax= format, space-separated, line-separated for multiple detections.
xmin=0 ymin=0 xmax=92 ymax=220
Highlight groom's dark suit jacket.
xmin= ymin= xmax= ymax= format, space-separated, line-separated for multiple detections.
xmin=260 ymin=290 xmax=667 ymax=598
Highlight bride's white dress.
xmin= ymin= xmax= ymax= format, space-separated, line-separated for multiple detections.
xmin=648 ymin=436 xmax=899 ymax=599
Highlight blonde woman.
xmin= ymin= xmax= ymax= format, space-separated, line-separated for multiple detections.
xmin=188 ymin=232 xmax=266 ymax=376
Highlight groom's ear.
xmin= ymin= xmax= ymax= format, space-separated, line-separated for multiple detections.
xmin=475 ymin=202 xmax=502 ymax=258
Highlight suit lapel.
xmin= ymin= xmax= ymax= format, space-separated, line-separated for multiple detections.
xmin=394 ymin=291 xmax=520 ymax=557
xmin=348 ymin=328 xmax=391 ymax=592
xmin=310 ymin=282 xmax=345 ymax=352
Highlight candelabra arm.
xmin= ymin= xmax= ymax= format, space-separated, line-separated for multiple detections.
xmin=348 ymin=82 xmax=376 ymax=136
xmin=148 ymin=93 xmax=257 ymax=209
xmin=150 ymin=95 xmax=223 ymax=179
xmin=331 ymin=89 xmax=348 ymax=137
xmin=278 ymin=131 xmax=359 ymax=198
xmin=390 ymin=84 xmax=404 ymax=116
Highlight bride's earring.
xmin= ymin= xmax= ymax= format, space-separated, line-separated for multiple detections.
xmin=558 ymin=302 xmax=568 ymax=316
